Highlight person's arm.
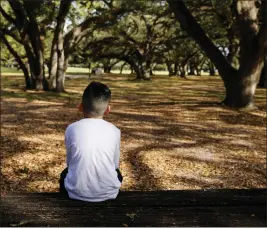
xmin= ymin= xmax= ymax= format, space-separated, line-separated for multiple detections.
xmin=65 ymin=129 xmax=71 ymax=167
xmin=114 ymin=131 xmax=121 ymax=169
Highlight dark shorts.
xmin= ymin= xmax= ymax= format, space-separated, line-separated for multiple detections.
xmin=59 ymin=167 xmax=123 ymax=195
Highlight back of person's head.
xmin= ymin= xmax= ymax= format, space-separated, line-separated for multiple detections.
xmin=82 ymin=81 xmax=111 ymax=117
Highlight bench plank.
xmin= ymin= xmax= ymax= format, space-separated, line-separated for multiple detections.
xmin=1 ymin=189 xmax=266 ymax=227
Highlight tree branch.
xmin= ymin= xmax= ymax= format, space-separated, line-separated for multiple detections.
xmin=7 ymin=0 xmax=28 ymax=29
xmin=166 ymin=0 xmax=236 ymax=79
xmin=64 ymin=7 xmax=128 ymax=56
xmin=0 ymin=28 xmax=22 ymax=44
xmin=102 ymin=0 xmax=114 ymax=9
xmin=0 ymin=5 xmax=16 ymax=24
xmin=119 ymin=30 xmax=140 ymax=45
xmin=0 ymin=33 xmax=30 ymax=80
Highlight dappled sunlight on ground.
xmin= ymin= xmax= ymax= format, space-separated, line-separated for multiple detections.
xmin=1 ymin=74 xmax=266 ymax=193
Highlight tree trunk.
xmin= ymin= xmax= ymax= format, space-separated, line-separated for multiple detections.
xmin=103 ymin=64 xmax=112 ymax=73
xmin=103 ymin=66 xmax=111 ymax=73
xmin=56 ymin=34 xmax=65 ymax=93
xmin=174 ymin=62 xmax=179 ymax=76
xmin=166 ymin=62 xmax=175 ymax=76
xmin=103 ymin=59 xmax=119 ymax=73
xmin=48 ymin=43 xmax=58 ymax=90
xmin=1 ymin=34 xmax=32 ymax=89
xmin=141 ymin=61 xmax=151 ymax=80
xmin=226 ymin=28 xmax=239 ymax=68
xmin=150 ymin=68 xmax=154 ymax=76
xmin=87 ymin=63 xmax=91 ymax=78
xmin=125 ymin=57 xmax=142 ymax=79
xmin=196 ymin=66 xmax=201 ymax=76
xmin=180 ymin=63 xmax=187 ymax=78
xmin=209 ymin=62 xmax=216 ymax=76
xmin=23 ymin=11 xmax=45 ymax=90
xmin=223 ymin=68 xmax=261 ymax=109
xmin=131 ymin=56 xmax=151 ymax=80
xmin=103 ymin=59 xmax=111 ymax=73
xmin=5 ymin=0 xmax=47 ymax=90
xmin=25 ymin=48 xmax=44 ymax=91
xmin=188 ymin=61 xmax=196 ymax=75
xmin=49 ymin=0 xmax=72 ymax=92
xmin=34 ymin=50 xmax=45 ymax=91
xmin=258 ymin=62 xmax=266 ymax=88
xmin=167 ymin=0 xmax=267 ymax=109
xmin=143 ymin=67 xmax=151 ymax=80
xmin=137 ymin=54 xmax=152 ymax=80
xmin=133 ymin=64 xmax=143 ymax=79
xmin=120 ymin=62 xmax=127 ymax=74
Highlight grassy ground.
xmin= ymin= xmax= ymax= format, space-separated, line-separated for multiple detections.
xmin=1 ymin=72 xmax=266 ymax=193
xmin=0 ymin=66 xmax=92 ymax=75
xmin=0 ymin=66 xmax=210 ymax=76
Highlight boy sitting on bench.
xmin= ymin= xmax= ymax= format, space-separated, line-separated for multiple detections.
xmin=60 ymin=81 xmax=122 ymax=202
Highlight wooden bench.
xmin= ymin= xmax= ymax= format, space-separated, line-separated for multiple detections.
xmin=1 ymin=189 xmax=266 ymax=227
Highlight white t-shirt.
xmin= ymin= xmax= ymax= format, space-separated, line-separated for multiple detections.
xmin=64 ymin=118 xmax=121 ymax=202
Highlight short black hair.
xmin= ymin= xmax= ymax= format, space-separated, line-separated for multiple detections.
xmin=82 ymin=81 xmax=111 ymax=117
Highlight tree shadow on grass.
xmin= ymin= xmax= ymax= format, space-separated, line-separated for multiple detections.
xmin=1 ymin=74 xmax=266 ymax=192
xmin=1 ymin=89 xmax=80 ymax=102
xmin=108 ymin=103 xmax=265 ymax=190
xmin=0 ymin=136 xmax=35 ymax=159
xmin=218 ymin=111 xmax=266 ymax=127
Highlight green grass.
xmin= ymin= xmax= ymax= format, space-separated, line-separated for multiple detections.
xmin=66 ymin=67 xmax=90 ymax=73
xmin=1 ymin=66 xmax=89 ymax=74
xmin=1 ymin=66 xmax=212 ymax=77
xmin=1 ymin=67 xmax=22 ymax=74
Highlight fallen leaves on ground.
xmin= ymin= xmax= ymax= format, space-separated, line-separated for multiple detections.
xmin=1 ymin=74 xmax=266 ymax=193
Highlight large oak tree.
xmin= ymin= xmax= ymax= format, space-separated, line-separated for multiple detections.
xmin=167 ymin=0 xmax=267 ymax=109
xmin=1 ymin=0 xmax=129 ymax=92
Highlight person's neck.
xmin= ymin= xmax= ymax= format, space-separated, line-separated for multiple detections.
xmin=83 ymin=113 xmax=103 ymax=119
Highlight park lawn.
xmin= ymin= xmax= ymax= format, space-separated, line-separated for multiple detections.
xmin=0 ymin=66 xmax=89 ymax=75
xmin=0 ymin=66 xmax=206 ymax=76
xmin=0 ymin=67 xmax=142 ymax=78
xmin=1 ymin=73 xmax=266 ymax=193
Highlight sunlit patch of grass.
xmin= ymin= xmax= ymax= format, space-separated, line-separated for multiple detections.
xmin=1 ymin=66 xmax=91 ymax=74
xmin=1 ymin=67 xmax=22 ymax=73
xmin=66 ymin=67 xmax=91 ymax=73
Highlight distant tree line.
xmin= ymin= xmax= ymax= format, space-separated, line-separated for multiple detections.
xmin=1 ymin=0 xmax=266 ymax=109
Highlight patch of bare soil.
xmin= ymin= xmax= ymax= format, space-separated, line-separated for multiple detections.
xmin=1 ymin=74 xmax=266 ymax=193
